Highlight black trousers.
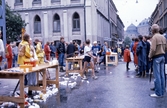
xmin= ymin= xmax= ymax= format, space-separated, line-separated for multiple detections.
xmin=126 ymin=62 xmax=129 ymax=70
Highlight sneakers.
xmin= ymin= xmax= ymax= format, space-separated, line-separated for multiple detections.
xmin=81 ymin=75 xmax=88 ymax=80
xmin=136 ymin=74 xmax=141 ymax=78
xmin=92 ymin=76 xmax=98 ymax=80
xmin=150 ymin=93 xmax=162 ymax=98
xmin=150 ymin=87 xmax=155 ymax=91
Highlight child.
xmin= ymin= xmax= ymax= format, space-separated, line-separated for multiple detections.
xmin=124 ymin=45 xmax=131 ymax=71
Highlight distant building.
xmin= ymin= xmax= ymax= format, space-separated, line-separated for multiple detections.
xmin=124 ymin=24 xmax=139 ymax=39
xmin=137 ymin=18 xmax=150 ymax=36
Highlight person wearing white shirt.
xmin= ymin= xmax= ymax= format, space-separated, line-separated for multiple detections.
xmin=82 ymin=39 xmax=98 ymax=80
xmin=0 ymin=31 xmax=5 ymax=70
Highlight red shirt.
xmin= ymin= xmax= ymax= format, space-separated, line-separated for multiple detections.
xmin=44 ymin=44 xmax=51 ymax=56
xmin=6 ymin=44 xmax=13 ymax=59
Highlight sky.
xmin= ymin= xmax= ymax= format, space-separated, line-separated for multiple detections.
xmin=113 ymin=0 xmax=159 ymax=30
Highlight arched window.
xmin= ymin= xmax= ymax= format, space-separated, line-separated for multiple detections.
xmin=73 ymin=12 xmax=80 ymax=31
xmin=15 ymin=0 xmax=23 ymax=3
xmin=34 ymin=15 xmax=41 ymax=33
xmin=53 ymin=14 xmax=60 ymax=32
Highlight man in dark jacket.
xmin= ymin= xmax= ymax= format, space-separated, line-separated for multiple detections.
xmin=67 ymin=40 xmax=76 ymax=58
xmin=57 ymin=37 xmax=65 ymax=72
xmin=136 ymin=35 xmax=147 ymax=77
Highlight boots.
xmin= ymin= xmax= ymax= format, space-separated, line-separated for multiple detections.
xmin=60 ymin=66 xmax=65 ymax=72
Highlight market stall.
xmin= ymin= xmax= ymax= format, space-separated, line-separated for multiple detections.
xmin=0 ymin=63 xmax=59 ymax=108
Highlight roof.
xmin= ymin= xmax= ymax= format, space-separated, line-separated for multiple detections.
xmin=126 ymin=24 xmax=139 ymax=35
xmin=137 ymin=18 xmax=149 ymax=27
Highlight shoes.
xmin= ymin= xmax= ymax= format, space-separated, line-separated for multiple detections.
xmin=127 ymin=68 xmax=130 ymax=71
xmin=60 ymin=67 xmax=65 ymax=72
xmin=81 ymin=75 xmax=88 ymax=80
xmin=95 ymin=70 xmax=99 ymax=73
xmin=150 ymin=93 xmax=162 ymax=98
xmin=136 ymin=74 xmax=141 ymax=78
xmin=150 ymin=87 xmax=155 ymax=91
xmin=92 ymin=76 xmax=98 ymax=80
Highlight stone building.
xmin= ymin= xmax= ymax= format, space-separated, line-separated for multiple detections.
xmin=137 ymin=18 xmax=150 ymax=36
xmin=6 ymin=0 xmax=122 ymax=45
xmin=124 ymin=24 xmax=139 ymax=39
xmin=109 ymin=0 xmax=118 ymax=46
xmin=117 ymin=15 xmax=124 ymax=42
xmin=150 ymin=0 xmax=167 ymax=33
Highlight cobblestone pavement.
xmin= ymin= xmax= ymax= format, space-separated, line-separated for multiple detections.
xmin=0 ymin=60 xmax=167 ymax=108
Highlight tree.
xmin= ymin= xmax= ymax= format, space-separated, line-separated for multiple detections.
xmin=0 ymin=1 xmax=26 ymax=41
xmin=123 ymin=37 xmax=131 ymax=47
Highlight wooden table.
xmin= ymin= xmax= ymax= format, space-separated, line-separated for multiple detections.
xmin=0 ymin=63 xmax=59 ymax=108
xmin=106 ymin=53 xmax=118 ymax=66
xmin=66 ymin=56 xmax=84 ymax=76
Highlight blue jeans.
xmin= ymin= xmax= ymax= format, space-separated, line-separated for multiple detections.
xmin=58 ymin=53 xmax=64 ymax=66
xmin=153 ymin=56 xmax=165 ymax=96
xmin=12 ymin=55 xmax=17 ymax=67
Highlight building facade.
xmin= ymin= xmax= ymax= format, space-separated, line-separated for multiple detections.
xmin=150 ymin=0 xmax=167 ymax=33
xmin=117 ymin=15 xmax=124 ymax=41
xmin=124 ymin=24 xmax=139 ymax=39
xmin=6 ymin=0 xmax=123 ymax=45
xmin=137 ymin=18 xmax=150 ymax=36
xmin=109 ymin=0 xmax=118 ymax=46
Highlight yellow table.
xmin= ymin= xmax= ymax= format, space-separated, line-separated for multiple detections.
xmin=0 ymin=63 xmax=59 ymax=108
xmin=66 ymin=56 xmax=84 ymax=76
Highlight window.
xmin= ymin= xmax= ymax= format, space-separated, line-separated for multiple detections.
xmin=34 ymin=0 xmax=41 ymax=1
xmin=33 ymin=0 xmax=41 ymax=3
xmin=34 ymin=15 xmax=41 ymax=33
xmin=51 ymin=0 xmax=60 ymax=2
xmin=71 ymin=0 xmax=80 ymax=2
xmin=53 ymin=14 xmax=61 ymax=32
xmin=72 ymin=12 xmax=80 ymax=31
xmin=15 ymin=0 xmax=23 ymax=3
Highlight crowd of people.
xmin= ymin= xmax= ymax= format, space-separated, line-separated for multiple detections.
xmin=124 ymin=24 xmax=167 ymax=98
xmin=1 ymin=24 xmax=166 ymax=98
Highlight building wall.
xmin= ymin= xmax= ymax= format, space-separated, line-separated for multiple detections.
xmin=109 ymin=0 xmax=117 ymax=46
xmin=150 ymin=0 xmax=167 ymax=33
xmin=158 ymin=0 xmax=167 ymax=30
xmin=6 ymin=0 xmax=124 ymax=45
xmin=137 ymin=26 xmax=149 ymax=36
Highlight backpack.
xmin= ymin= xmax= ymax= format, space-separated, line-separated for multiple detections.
xmin=18 ymin=43 xmax=28 ymax=56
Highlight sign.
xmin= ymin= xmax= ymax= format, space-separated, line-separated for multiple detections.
xmin=104 ymin=37 xmax=111 ymax=41
xmin=117 ymin=41 xmax=123 ymax=44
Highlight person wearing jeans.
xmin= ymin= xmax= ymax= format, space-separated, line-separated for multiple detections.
xmin=57 ymin=37 xmax=65 ymax=72
xmin=153 ymin=56 xmax=165 ymax=96
xmin=12 ymin=42 xmax=18 ymax=67
xmin=149 ymin=24 xmax=167 ymax=97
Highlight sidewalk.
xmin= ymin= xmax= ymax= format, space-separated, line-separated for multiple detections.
xmin=0 ymin=61 xmax=167 ymax=108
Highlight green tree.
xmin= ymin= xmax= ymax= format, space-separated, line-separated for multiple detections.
xmin=0 ymin=1 xmax=26 ymax=41
xmin=123 ymin=37 xmax=131 ymax=47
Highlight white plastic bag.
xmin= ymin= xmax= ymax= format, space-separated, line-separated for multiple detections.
xmin=130 ymin=52 xmax=134 ymax=61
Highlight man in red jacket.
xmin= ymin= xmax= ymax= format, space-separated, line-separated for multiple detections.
xmin=44 ymin=42 xmax=51 ymax=61
xmin=6 ymin=41 xmax=13 ymax=68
